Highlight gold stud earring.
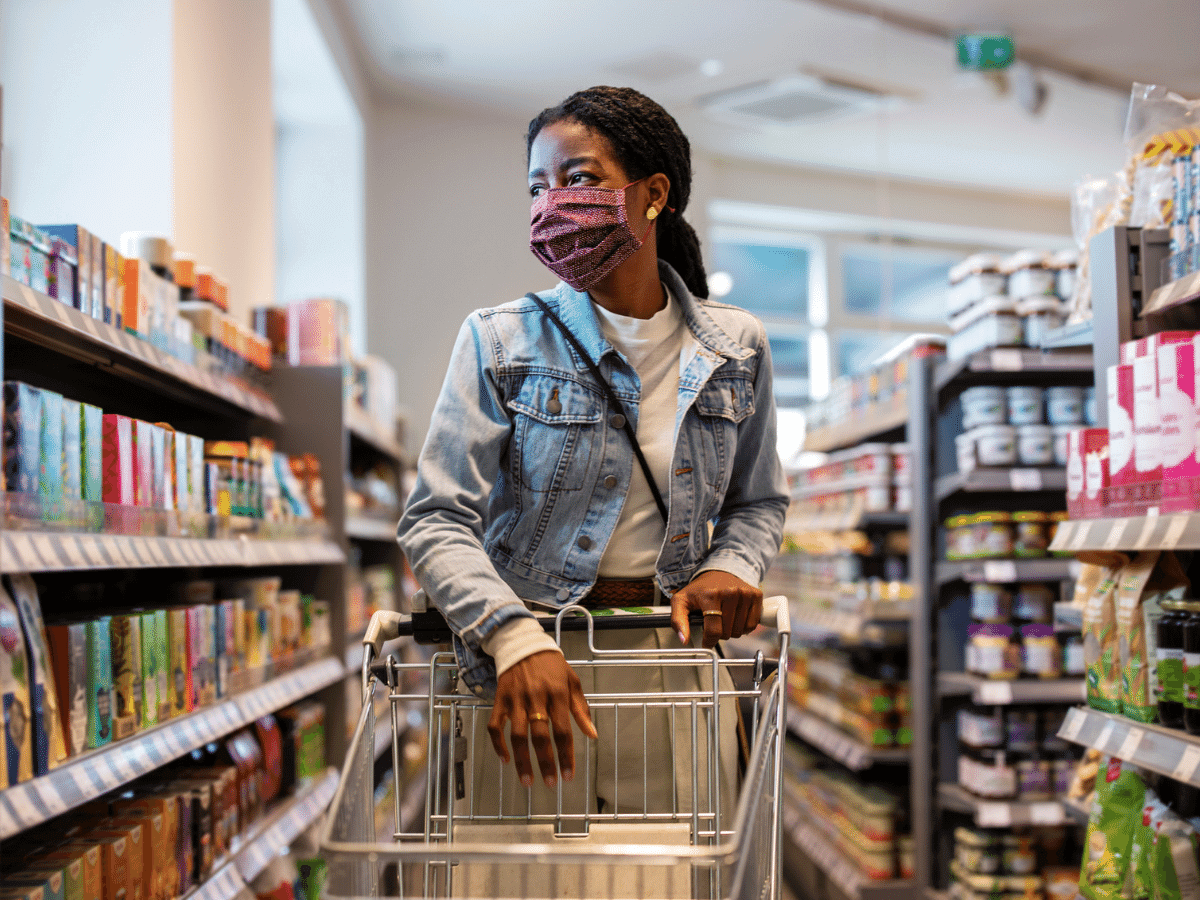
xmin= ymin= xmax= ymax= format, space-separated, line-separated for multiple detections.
xmin=646 ymin=207 xmax=658 ymax=221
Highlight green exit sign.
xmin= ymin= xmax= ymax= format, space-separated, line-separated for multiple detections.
xmin=956 ymin=34 xmax=1015 ymax=70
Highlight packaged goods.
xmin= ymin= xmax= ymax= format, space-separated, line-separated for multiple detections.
xmin=1015 ymin=424 xmax=1053 ymax=466
xmin=1084 ymin=564 xmax=1125 ymax=713
xmin=131 ymin=420 xmax=154 ymax=508
xmin=967 ymin=623 xmax=1020 ymax=678
xmin=1158 ymin=600 xmax=1189 ymax=728
xmin=84 ymin=617 xmax=114 ymax=748
xmin=1119 ymin=552 xmax=1190 ymax=722
xmin=1006 ymin=386 xmax=1044 ymax=425
xmin=4 ymin=382 xmax=42 ymax=497
xmin=109 ymin=614 xmax=143 ymax=738
xmin=101 ymin=414 xmax=134 ymax=506
xmin=0 ymin=582 xmax=34 ymax=786
xmin=149 ymin=425 xmax=168 ymax=510
xmin=1161 ymin=337 xmax=1200 ymax=511
xmin=972 ymin=424 xmax=1017 ymax=467
xmin=6 ymin=575 xmax=68 ymax=773
xmin=970 ymin=583 xmax=1012 ymax=623
xmin=166 ymin=608 xmax=190 ymax=715
xmin=46 ymin=620 xmax=88 ymax=757
xmin=6 ymin=870 xmax=66 ymax=900
xmin=135 ymin=612 xmax=158 ymax=730
xmin=28 ymin=850 xmax=87 ymax=900
xmin=87 ymin=832 xmax=132 ymax=900
xmin=167 ymin=780 xmax=214 ymax=881
xmin=277 ymin=702 xmax=325 ymax=791
xmin=286 ymin=298 xmax=350 ymax=365
xmin=1108 ymin=364 xmax=1135 ymax=488
xmin=89 ymin=821 xmax=144 ymax=900
xmin=254 ymin=715 xmax=283 ymax=803
xmin=46 ymin=238 xmax=78 ymax=308
xmin=1021 ymin=624 xmax=1061 ymax=677
xmin=44 ymin=845 xmax=101 ymax=900
xmin=1183 ymin=604 xmax=1200 ymax=734
xmin=41 ymin=226 xmax=94 ymax=314
xmin=1132 ymin=354 xmax=1162 ymax=486
xmin=214 ymin=600 xmax=236 ymax=698
xmin=1079 ymin=758 xmax=1145 ymax=900
xmin=121 ymin=258 xmax=155 ymax=339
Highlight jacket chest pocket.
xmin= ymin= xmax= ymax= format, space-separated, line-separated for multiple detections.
xmin=508 ymin=375 xmax=603 ymax=492
xmin=691 ymin=375 xmax=755 ymax=492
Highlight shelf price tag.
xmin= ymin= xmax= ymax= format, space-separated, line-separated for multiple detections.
xmin=978 ymin=802 xmax=1012 ymax=827
xmin=1071 ymin=522 xmax=1092 ymax=550
xmin=67 ymin=763 xmax=98 ymax=798
xmin=1097 ymin=719 xmax=1117 ymax=752
xmin=1010 ymin=469 xmax=1043 ymax=491
xmin=983 ymin=561 xmax=1018 ymax=583
xmin=1118 ymin=727 xmax=1145 ymax=761
xmin=1173 ymin=746 xmax=1200 ymax=782
xmin=32 ymin=780 xmax=68 ymax=816
xmin=5 ymin=787 xmax=40 ymax=828
xmin=1166 ymin=515 xmax=1190 ymax=548
xmin=1135 ymin=516 xmax=1159 ymax=550
xmin=1060 ymin=708 xmax=1085 ymax=743
xmin=990 ymin=349 xmax=1024 ymax=371
xmin=978 ymin=681 xmax=1015 ymax=705
xmin=1104 ymin=521 xmax=1127 ymax=550
xmin=1051 ymin=521 xmax=1075 ymax=551
xmin=1029 ymin=802 xmax=1065 ymax=825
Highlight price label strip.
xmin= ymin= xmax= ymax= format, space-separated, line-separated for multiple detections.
xmin=1010 ymin=469 xmax=1043 ymax=491
xmin=990 ymin=349 xmax=1024 ymax=371
xmin=1060 ymin=708 xmax=1086 ymax=743
xmin=1071 ymin=522 xmax=1093 ymax=550
xmin=978 ymin=802 xmax=1013 ymax=827
xmin=1117 ymin=727 xmax=1145 ymax=761
xmin=1104 ymin=520 xmax=1127 ymax=550
xmin=1097 ymin=719 xmax=1117 ymax=752
xmin=978 ymin=681 xmax=1015 ymax=705
xmin=1166 ymin=515 xmax=1190 ymax=549
xmin=1052 ymin=521 xmax=1075 ymax=551
xmin=1135 ymin=516 xmax=1159 ymax=550
xmin=983 ymin=560 xmax=1018 ymax=583
xmin=1029 ymin=802 xmax=1064 ymax=825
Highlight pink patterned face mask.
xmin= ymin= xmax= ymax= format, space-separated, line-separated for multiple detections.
xmin=528 ymin=181 xmax=655 ymax=291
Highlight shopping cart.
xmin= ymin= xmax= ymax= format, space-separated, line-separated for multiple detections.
xmin=321 ymin=595 xmax=791 ymax=900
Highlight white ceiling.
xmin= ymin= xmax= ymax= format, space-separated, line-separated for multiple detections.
xmin=341 ymin=0 xmax=1200 ymax=198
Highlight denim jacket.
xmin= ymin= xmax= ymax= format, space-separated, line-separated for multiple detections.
xmin=396 ymin=261 xmax=789 ymax=697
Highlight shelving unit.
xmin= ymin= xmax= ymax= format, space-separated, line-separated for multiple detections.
xmin=802 ymin=393 xmax=908 ymax=454
xmin=1049 ymin=513 xmax=1200 ymax=553
xmin=934 ymin=348 xmax=1094 ymax=392
xmin=786 ymin=708 xmax=910 ymax=771
xmin=936 ymin=558 xmax=1077 ymax=585
xmin=935 ymin=468 xmax=1066 ymax=500
xmin=1058 ymin=708 xmax=1200 ymax=787
xmin=937 ymin=672 xmax=1084 ymax=705
xmin=937 ymin=784 xmax=1067 ymax=827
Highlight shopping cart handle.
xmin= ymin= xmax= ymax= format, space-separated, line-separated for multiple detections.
xmin=365 ymin=594 xmax=790 ymax=654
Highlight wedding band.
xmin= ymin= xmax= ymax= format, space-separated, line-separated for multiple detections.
xmin=702 ymin=610 xmax=723 ymax=617
xmin=529 ymin=713 xmax=548 ymax=722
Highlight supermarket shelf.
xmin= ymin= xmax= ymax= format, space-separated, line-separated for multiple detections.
xmin=786 ymin=708 xmax=910 ymax=770
xmin=802 ymin=395 xmax=908 ymax=453
xmin=346 ymin=406 xmax=405 ymax=462
xmin=1049 ymin=514 xmax=1200 ymax=553
xmin=345 ymin=515 xmax=398 ymax=542
xmin=937 ymin=783 xmax=1066 ymax=827
xmin=787 ymin=508 xmax=910 ymax=533
xmin=0 ymin=655 xmax=345 ymax=838
xmin=1037 ymin=320 xmax=1095 ymax=351
xmin=935 ymin=348 xmax=1094 ymax=392
xmin=233 ymin=768 xmax=340 ymax=881
xmin=936 ymin=558 xmax=1079 ymax=585
xmin=3 ymin=274 xmax=282 ymax=423
xmin=786 ymin=599 xmax=910 ymax=648
xmin=937 ymin=671 xmax=1085 ymax=705
xmin=1055 ymin=602 xmax=1083 ymax=631
xmin=0 ymin=531 xmax=345 ymax=573
xmin=781 ymin=797 xmax=917 ymax=900
xmin=1062 ymin=793 xmax=1092 ymax=825
xmin=1058 ymin=707 xmax=1200 ymax=787
xmin=936 ymin=467 xmax=1066 ymax=501
xmin=1143 ymin=268 xmax=1200 ymax=316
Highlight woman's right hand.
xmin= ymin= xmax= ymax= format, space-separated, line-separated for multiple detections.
xmin=487 ymin=649 xmax=598 ymax=787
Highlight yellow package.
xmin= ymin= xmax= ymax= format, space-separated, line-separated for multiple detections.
xmin=1085 ymin=563 xmax=1126 ymax=714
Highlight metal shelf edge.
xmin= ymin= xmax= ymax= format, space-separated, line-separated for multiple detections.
xmin=0 ymin=656 xmax=345 ymax=838
xmin=937 ymin=783 xmax=1066 ymax=827
xmin=937 ymin=672 xmax=1085 ymax=705
xmin=786 ymin=708 xmax=910 ymax=770
xmin=1058 ymin=707 xmax=1200 ymax=787
xmin=936 ymin=468 xmax=1066 ymax=500
xmin=1050 ymin=514 xmax=1200 ymax=553
xmin=802 ymin=398 xmax=908 ymax=454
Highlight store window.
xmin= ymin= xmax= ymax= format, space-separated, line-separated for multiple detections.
xmin=841 ymin=243 xmax=956 ymax=322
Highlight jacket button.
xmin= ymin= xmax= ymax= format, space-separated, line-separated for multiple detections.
xmin=577 ymin=535 xmax=593 ymax=550
xmin=473 ymin=685 xmax=484 ymax=696
xmin=609 ymin=413 xmax=625 ymax=429
xmin=556 ymin=588 xmax=570 ymax=602
xmin=603 ymin=475 xmax=617 ymax=489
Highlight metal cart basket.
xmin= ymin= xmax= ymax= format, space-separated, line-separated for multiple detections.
xmin=321 ymin=597 xmax=791 ymax=900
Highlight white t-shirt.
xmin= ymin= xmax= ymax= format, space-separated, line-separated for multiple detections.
xmin=483 ymin=289 xmax=691 ymax=675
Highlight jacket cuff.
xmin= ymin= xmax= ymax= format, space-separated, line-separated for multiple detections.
xmin=694 ymin=552 xmax=762 ymax=589
xmin=481 ymin=617 xmax=562 ymax=677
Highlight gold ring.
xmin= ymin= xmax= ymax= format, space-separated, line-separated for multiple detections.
xmin=702 ymin=610 xmax=724 ymax=617
xmin=529 ymin=713 xmax=549 ymax=722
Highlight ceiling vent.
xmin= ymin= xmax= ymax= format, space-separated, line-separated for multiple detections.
xmin=698 ymin=74 xmax=902 ymax=127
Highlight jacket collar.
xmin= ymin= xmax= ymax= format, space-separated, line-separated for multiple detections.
xmin=545 ymin=261 xmax=753 ymax=372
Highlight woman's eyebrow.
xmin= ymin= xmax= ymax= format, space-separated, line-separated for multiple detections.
xmin=528 ymin=156 xmax=604 ymax=180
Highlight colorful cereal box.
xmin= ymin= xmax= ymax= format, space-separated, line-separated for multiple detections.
xmin=0 ymin=582 xmax=34 ymax=786
xmin=7 ymin=574 xmax=68 ymax=773
xmin=46 ymin=621 xmax=88 ymax=757
xmin=101 ymin=414 xmax=134 ymax=506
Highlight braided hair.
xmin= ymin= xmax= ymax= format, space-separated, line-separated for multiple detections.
xmin=526 ymin=86 xmax=709 ymax=299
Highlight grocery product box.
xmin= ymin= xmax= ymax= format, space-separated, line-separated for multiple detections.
xmin=104 ymin=245 xmax=121 ymax=329
xmin=46 ymin=620 xmax=88 ymax=757
xmin=152 ymin=609 xmax=169 ymax=722
xmin=278 ymin=702 xmax=325 ymax=792
xmin=101 ymin=414 xmax=134 ymax=506
xmin=85 ymin=616 xmax=114 ymax=749
xmin=88 ymin=822 xmax=143 ymax=900
xmin=24 ymin=853 xmax=85 ymax=900
xmin=40 ymin=389 xmax=65 ymax=511
xmin=1161 ymin=338 xmax=1200 ymax=511
xmin=1107 ymin=363 xmax=1135 ymax=489
xmin=47 ymin=238 xmax=78 ymax=308
xmin=40 ymin=225 xmax=94 ymax=314
xmin=136 ymin=612 xmax=158 ymax=729
xmin=6 ymin=869 xmax=66 ymax=900
xmin=165 ymin=607 xmax=190 ymax=716
xmin=62 ymin=397 xmax=83 ymax=502
xmin=8 ymin=574 xmax=68 ymax=774
xmin=286 ymin=298 xmax=349 ymax=365
xmin=122 ymin=258 xmax=155 ymax=338
xmin=107 ymin=812 xmax=160 ymax=900
xmin=86 ymin=831 xmax=133 ymax=900
xmin=1067 ymin=427 xmax=1109 ymax=519
xmin=149 ymin=424 xmax=168 ymax=509
xmin=0 ymin=582 xmax=35 ymax=786
xmin=185 ymin=604 xmax=216 ymax=708
xmin=10 ymin=216 xmax=53 ymax=293
xmin=109 ymin=796 xmax=177 ymax=900
xmin=44 ymin=845 xmax=101 ymax=900
xmin=81 ymin=404 xmax=104 ymax=503
xmin=131 ymin=420 xmax=154 ymax=507
xmin=109 ymin=613 xmax=143 ymax=739
xmin=168 ymin=779 xmax=214 ymax=880
xmin=4 ymin=381 xmax=44 ymax=495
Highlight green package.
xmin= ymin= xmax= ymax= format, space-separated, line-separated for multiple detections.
xmin=39 ymin=389 xmax=64 ymax=515
xmin=110 ymin=613 xmax=142 ymax=739
xmin=85 ymin=615 xmax=113 ymax=748
xmin=139 ymin=611 xmax=159 ymax=728
xmin=61 ymin=398 xmax=82 ymax=503
xmin=81 ymin=403 xmax=103 ymax=504
xmin=154 ymin=608 xmax=170 ymax=721
xmin=1118 ymin=552 xmax=1190 ymax=722
xmin=1086 ymin=564 xmax=1126 ymax=714
xmin=1081 ymin=758 xmax=1146 ymax=900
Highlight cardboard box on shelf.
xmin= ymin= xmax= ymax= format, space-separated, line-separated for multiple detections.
xmin=101 ymin=414 xmax=134 ymax=507
xmin=46 ymin=620 xmax=88 ymax=758
xmin=7 ymin=575 xmax=68 ymax=774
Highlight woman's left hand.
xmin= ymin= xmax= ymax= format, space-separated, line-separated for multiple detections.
xmin=670 ymin=570 xmax=763 ymax=648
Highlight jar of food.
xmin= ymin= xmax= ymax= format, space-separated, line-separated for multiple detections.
xmin=1046 ymin=386 xmax=1085 ymax=425
xmin=958 ymin=708 xmax=1005 ymax=747
xmin=1050 ymin=757 xmax=1074 ymax=797
xmin=1006 ymin=386 xmax=1044 ymax=425
xmin=1183 ymin=602 xmax=1200 ymax=735
xmin=1042 ymin=708 xmax=1069 ymax=753
xmin=956 ymin=431 xmax=977 ymax=473
xmin=1049 ymin=511 xmax=1071 ymax=557
xmin=966 ymin=748 xmax=1018 ymax=799
xmin=962 ymin=386 xmax=1008 ymax=428
xmin=1052 ymin=424 xmax=1074 ymax=466
xmin=1014 ymin=584 xmax=1055 ymax=624
xmin=968 ymin=623 xmax=1020 ymax=679
xmin=1006 ymin=708 xmax=1039 ymax=753
xmin=973 ymin=424 xmax=1018 ymax=466
xmin=974 ymin=511 xmax=1014 ymax=559
xmin=1003 ymin=831 xmax=1041 ymax=871
xmin=1022 ymin=624 xmax=1062 ymax=678
xmin=1016 ymin=424 xmax=1054 ymax=466
xmin=1158 ymin=599 xmax=1189 ymax=729
xmin=946 ymin=515 xmax=975 ymax=560
xmin=1012 ymin=512 xmax=1049 ymax=558
xmin=954 ymin=827 xmax=1004 ymax=874
xmin=1063 ymin=633 xmax=1085 ymax=676
xmin=971 ymin=583 xmax=1013 ymax=623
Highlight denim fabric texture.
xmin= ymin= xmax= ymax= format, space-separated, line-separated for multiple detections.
xmin=396 ymin=261 xmax=789 ymax=698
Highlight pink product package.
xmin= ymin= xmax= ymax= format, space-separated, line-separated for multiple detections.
xmin=1107 ymin=364 xmax=1135 ymax=487
xmin=131 ymin=420 xmax=154 ymax=507
xmin=1083 ymin=429 xmax=1111 ymax=516
xmin=1132 ymin=354 xmax=1162 ymax=484
xmin=1161 ymin=339 xmax=1200 ymax=511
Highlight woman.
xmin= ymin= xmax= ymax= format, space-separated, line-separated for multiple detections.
xmin=397 ymin=86 xmax=788 ymax=812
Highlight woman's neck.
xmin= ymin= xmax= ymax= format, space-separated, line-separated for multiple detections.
xmin=588 ymin=244 xmax=666 ymax=319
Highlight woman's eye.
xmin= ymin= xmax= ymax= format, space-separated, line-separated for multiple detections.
xmin=529 ymin=184 xmax=544 ymax=198
xmin=569 ymin=172 xmax=591 ymax=185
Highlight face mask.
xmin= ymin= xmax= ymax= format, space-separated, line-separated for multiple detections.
xmin=528 ymin=181 xmax=655 ymax=291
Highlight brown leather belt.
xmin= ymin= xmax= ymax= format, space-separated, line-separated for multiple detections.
xmin=579 ymin=577 xmax=658 ymax=609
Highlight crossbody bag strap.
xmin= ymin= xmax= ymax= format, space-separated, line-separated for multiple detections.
xmin=525 ymin=293 xmax=669 ymax=526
